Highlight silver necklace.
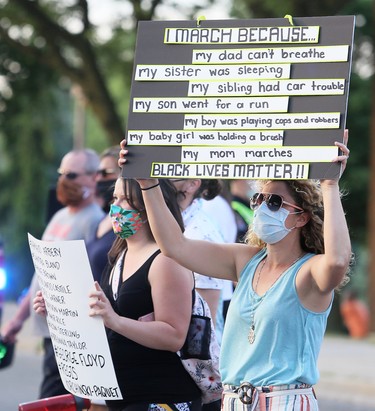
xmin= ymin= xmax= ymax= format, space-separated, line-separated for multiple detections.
xmin=248 ymin=254 xmax=304 ymax=344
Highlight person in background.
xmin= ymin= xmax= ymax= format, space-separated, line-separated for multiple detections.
xmin=86 ymin=146 xmax=120 ymax=411
xmin=340 ymin=289 xmax=370 ymax=339
xmin=202 ymin=182 xmax=237 ymax=325
xmin=118 ymin=132 xmax=352 ymax=410
xmin=214 ymin=179 xmax=256 ymax=321
xmin=230 ymin=179 xmax=256 ymax=243
xmin=1 ymin=148 xmax=104 ymax=399
xmin=87 ymin=146 xmax=120 ymax=282
xmin=170 ymin=179 xmax=225 ymax=328
xmin=95 ymin=147 xmax=121 ymax=213
xmin=202 ymin=181 xmax=237 ymax=246
xmin=34 ymin=178 xmax=202 ymax=411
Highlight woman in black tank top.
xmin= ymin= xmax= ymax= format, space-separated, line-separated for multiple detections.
xmin=88 ymin=178 xmax=201 ymax=411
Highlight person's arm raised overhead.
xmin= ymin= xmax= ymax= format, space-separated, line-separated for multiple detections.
xmin=140 ymin=178 xmax=240 ymax=281
xmin=118 ymin=139 xmax=247 ymax=282
xmin=297 ymin=130 xmax=352 ymax=311
xmin=312 ymin=130 xmax=351 ymax=291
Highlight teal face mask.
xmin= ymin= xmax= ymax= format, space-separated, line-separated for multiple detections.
xmin=109 ymin=204 xmax=143 ymax=239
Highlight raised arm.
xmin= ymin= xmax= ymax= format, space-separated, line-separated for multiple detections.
xmin=139 ymin=179 xmax=240 ymax=281
xmin=119 ymin=139 xmax=268 ymax=281
xmin=308 ymin=131 xmax=352 ymax=293
xmin=1 ymin=290 xmax=31 ymax=343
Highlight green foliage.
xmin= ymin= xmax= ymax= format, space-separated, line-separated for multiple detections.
xmin=0 ymin=47 xmax=73 ymax=297
xmin=229 ymin=0 xmax=373 ymax=245
xmin=0 ymin=0 xmax=374 ymax=303
xmin=338 ymin=0 xmax=373 ymax=244
xmin=341 ymin=73 xmax=371 ymax=243
xmin=84 ymin=27 xmax=137 ymax=151
xmin=230 ymin=0 xmax=353 ymax=19
xmin=97 ymin=27 xmax=137 ymax=131
xmin=0 ymin=0 xmax=135 ymax=297
xmin=229 ymin=0 xmax=374 ymax=329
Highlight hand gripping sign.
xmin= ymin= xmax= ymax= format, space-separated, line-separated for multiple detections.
xmin=28 ymin=234 xmax=122 ymax=402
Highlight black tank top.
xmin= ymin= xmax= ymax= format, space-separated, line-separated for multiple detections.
xmin=101 ymin=250 xmax=201 ymax=406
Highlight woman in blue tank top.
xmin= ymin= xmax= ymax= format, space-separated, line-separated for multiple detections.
xmin=118 ymin=130 xmax=352 ymax=410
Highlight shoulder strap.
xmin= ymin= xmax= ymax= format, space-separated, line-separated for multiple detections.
xmin=111 ymin=249 xmax=162 ymax=300
xmin=111 ymin=250 xmax=126 ymax=300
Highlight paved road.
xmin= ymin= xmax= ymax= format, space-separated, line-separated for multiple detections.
xmin=1 ymin=302 xmax=375 ymax=411
xmin=317 ymin=335 xmax=375 ymax=411
xmin=0 ymin=303 xmax=43 ymax=410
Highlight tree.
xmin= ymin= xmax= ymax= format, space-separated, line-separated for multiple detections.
xmin=0 ymin=48 xmax=72 ymax=297
xmin=0 ymin=0 xmax=215 ymax=145
xmin=231 ymin=0 xmax=353 ymax=20
xmin=368 ymin=0 xmax=375 ymax=332
xmin=1 ymin=0 xmax=373 ymax=305
xmin=0 ymin=0 xmax=215 ymax=297
xmin=0 ymin=0 xmax=150 ymax=297
xmin=0 ymin=0 xmax=129 ymax=145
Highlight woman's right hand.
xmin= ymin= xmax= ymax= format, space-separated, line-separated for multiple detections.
xmin=33 ymin=290 xmax=47 ymax=317
xmin=118 ymin=139 xmax=128 ymax=168
xmin=118 ymin=139 xmax=159 ymax=189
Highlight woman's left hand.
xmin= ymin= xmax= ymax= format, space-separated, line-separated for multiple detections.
xmin=89 ymin=282 xmax=118 ymax=329
xmin=333 ymin=128 xmax=349 ymax=173
xmin=33 ymin=290 xmax=47 ymax=317
xmin=321 ymin=129 xmax=349 ymax=186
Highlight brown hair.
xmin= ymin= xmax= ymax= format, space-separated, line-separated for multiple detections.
xmin=245 ymin=180 xmax=324 ymax=253
xmin=195 ymin=179 xmax=222 ymax=200
xmin=245 ymin=179 xmax=351 ymax=289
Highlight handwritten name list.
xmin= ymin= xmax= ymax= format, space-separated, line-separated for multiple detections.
xmin=28 ymin=234 xmax=122 ymax=401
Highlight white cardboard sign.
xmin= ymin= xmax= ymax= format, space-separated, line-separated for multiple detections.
xmin=28 ymin=233 xmax=122 ymax=401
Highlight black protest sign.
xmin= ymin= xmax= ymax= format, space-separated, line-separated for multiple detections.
xmin=122 ymin=15 xmax=355 ymax=180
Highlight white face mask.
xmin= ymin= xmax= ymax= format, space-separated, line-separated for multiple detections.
xmin=252 ymin=202 xmax=294 ymax=244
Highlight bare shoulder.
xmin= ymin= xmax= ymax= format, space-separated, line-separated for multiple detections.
xmin=149 ymin=252 xmax=194 ymax=286
xmin=231 ymin=243 xmax=262 ymax=281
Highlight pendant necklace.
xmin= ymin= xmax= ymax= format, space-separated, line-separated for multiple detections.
xmin=248 ymin=254 xmax=304 ymax=344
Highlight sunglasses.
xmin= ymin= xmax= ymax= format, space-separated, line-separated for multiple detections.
xmin=96 ymin=168 xmax=118 ymax=178
xmin=57 ymin=168 xmax=92 ymax=180
xmin=250 ymin=192 xmax=304 ymax=213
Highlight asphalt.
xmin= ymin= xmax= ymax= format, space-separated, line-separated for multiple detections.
xmin=1 ymin=302 xmax=374 ymax=411
xmin=316 ymin=334 xmax=375 ymax=410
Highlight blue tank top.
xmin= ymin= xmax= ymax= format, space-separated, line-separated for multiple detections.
xmin=220 ymin=249 xmax=332 ymax=387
